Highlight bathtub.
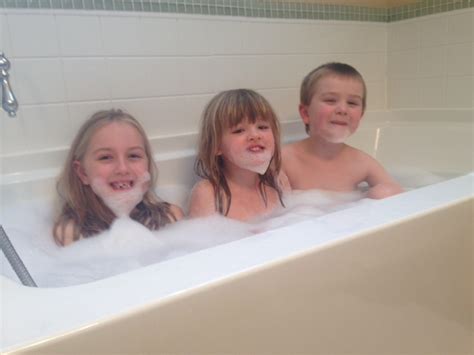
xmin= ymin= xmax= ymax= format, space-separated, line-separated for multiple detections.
xmin=1 ymin=110 xmax=473 ymax=354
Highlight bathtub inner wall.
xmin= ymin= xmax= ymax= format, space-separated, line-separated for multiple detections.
xmin=16 ymin=194 xmax=473 ymax=354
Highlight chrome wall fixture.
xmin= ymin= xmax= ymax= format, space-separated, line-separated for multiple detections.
xmin=0 ymin=52 xmax=19 ymax=117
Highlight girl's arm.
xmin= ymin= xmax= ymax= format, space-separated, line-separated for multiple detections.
xmin=53 ymin=219 xmax=80 ymax=247
xmin=169 ymin=204 xmax=185 ymax=221
xmin=188 ymin=180 xmax=218 ymax=218
xmin=365 ymin=155 xmax=403 ymax=199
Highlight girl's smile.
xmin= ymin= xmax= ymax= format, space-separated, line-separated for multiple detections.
xmin=218 ymin=118 xmax=275 ymax=174
xmin=74 ymin=121 xmax=149 ymax=194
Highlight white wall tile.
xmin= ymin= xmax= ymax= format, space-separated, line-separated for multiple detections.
xmin=208 ymin=20 xmax=244 ymax=55
xmin=213 ymin=56 xmax=255 ymax=91
xmin=252 ymin=55 xmax=303 ymax=89
xmin=388 ymin=49 xmax=418 ymax=79
xmin=107 ymin=57 xmax=215 ymax=99
xmin=241 ymin=21 xmax=289 ymax=54
xmin=417 ymin=77 xmax=446 ymax=108
xmin=7 ymin=14 xmax=59 ymax=57
xmin=19 ymin=104 xmax=72 ymax=151
xmin=259 ymin=88 xmax=299 ymax=122
xmin=107 ymin=57 xmax=178 ymax=98
xmin=274 ymin=23 xmax=315 ymax=54
xmin=101 ymin=16 xmax=142 ymax=56
xmin=67 ymin=101 xmax=114 ymax=135
xmin=446 ymin=76 xmax=473 ymax=108
xmin=11 ymin=59 xmax=65 ymax=105
xmin=57 ymin=15 xmax=103 ymax=57
xmin=446 ymin=11 xmax=473 ymax=44
xmin=418 ymin=16 xmax=448 ymax=48
xmin=1 ymin=14 xmax=12 ymax=56
xmin=116 ymin=95 xmax=209 ymax=137
xmin=388 ymin=78 xmax=419 ymax=109
xmin=365 ymin=81 xmax=386 ymax=110
xmin=418 ymin=46 xmax=446 ymax=77
xmin=176 ymin=18 xmax=213 ymax=56
xmin=138 ymin=17 xmax=179 ymax=56
xmin=446 ymin=43 xmax=473 ymax=77
xmin=62 ymin=58 xmax=110 ymax=101
xmin=0 ymin=111 xmax=28 ymax=155
xmin=344 ymin=52 xmax=386 ymax=81
xmin=388 ymin=21 xmax=419 ymax=52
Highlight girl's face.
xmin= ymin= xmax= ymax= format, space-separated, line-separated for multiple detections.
xmin=74 ymin=121 xmax=149 ymax=193
xmin=218 ymin=117 xmax=275 ymax=175
xmin=300 ymin=75 xmax=364 ymax=143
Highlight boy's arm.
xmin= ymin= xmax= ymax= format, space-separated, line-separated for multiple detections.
xmin=188 ymin=180 xmax=218 ymax=218
xmin=365 ymin=155 xmax=403 ymax=199
xmin=277 ymin=170 xmax=292 ymax=192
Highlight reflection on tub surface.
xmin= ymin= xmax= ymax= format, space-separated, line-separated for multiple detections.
xmin=0 ymin=166 xmax=450 ymax=288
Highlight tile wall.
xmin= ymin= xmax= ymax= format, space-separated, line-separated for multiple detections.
xmin=0 ymin=5 xmax=472 ymax=158
xmin=388 ymin=8 xmax=473 ymax=109
xmin=0 ymin=11 xmax=387 ymax=155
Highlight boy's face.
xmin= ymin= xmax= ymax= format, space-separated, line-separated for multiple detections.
xmin=300 ymin=75 xmax=364 ymax=143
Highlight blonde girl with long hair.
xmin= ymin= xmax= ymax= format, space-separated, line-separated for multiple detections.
xmin=54 ymin=109 xmax=183 ymax=246
xmin=189 ymin=89 xmax=290 ymax=221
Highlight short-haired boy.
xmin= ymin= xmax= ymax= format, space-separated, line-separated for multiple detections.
xmin=282 ymin=62 xmax=402 ymax=199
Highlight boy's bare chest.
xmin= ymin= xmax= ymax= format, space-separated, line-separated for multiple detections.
xmin=287 ymin=154 xmax=366 ymax=191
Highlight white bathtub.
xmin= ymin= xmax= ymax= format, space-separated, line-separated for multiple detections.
xmin=1 ymin=111 xmax=473 ymax=354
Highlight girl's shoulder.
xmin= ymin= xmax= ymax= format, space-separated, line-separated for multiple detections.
xmin=188 ymin=179 xmax=217 ymax=218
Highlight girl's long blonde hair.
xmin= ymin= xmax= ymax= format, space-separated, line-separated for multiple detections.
xmin=54 ymin=109 xmax=177 ymax=246
xmin=195 ymin=89 xmax=284 ymax=215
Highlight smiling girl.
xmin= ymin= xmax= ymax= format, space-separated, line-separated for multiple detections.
xmin=189 ymin=89 xmax=290 ymax=221
xmin=53 ymin=109 xmax=183 ymax=246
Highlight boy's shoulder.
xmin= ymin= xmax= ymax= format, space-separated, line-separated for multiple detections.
xmin=344 ymin=144 xmax=377 ymax=163
xmin=282 ymin=138 xmax=308 ymax=156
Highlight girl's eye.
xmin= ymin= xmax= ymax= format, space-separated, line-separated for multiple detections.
xmin=232 ymin=128 xmax=244 ymax=134
xmin=258 ymin=125 xmax=270 ymax=130
xmin=348 ymin=101 xmax=360 ymax=106
xmin=323 ymin=98 xmax=336 ymax=103
xmin=129 ymin=153 xmax=144 ymax=160
xmin=98 ymin=155 xmax=112 ymax=161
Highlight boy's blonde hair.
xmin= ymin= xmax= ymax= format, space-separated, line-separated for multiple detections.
xmin=195 ymin=89 xmax=284 ymax=215
xmin=300 ymin=62 xmax=367 ymax=133
xmin=54 ymin=109 xmax=177 ymax=246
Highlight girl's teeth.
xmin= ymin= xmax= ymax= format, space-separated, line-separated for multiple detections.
xmin=112 ymin=182 xmax=131 ymax=189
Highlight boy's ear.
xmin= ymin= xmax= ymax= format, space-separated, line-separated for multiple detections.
xmin=73 ymin=160 xmax=90 ymax=185
xmin=298 ymin=104 xmax=310 ymax=125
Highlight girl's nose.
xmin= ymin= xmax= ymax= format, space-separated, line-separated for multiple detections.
xmin=115 ymin=157 xmax=130 ymax=174
xmin=248 ymin=126 xmax=261 ymax=140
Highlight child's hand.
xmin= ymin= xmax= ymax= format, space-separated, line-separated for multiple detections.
xmin=91 ymin=172 xmax=151 ymax=217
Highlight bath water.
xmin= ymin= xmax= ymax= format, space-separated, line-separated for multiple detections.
xmin=0 ymin=167 xmax=450 ymax=287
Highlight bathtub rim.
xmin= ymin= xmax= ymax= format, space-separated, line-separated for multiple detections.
xmin=1 ymin=172 xmax=473 ymax=353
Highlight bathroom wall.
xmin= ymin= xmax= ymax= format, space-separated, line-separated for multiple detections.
xmin=387 ymin=8 xmax=473 ymax=110
xmin=0 ymin=2 xmax=472 ymax=159
xmin=0 ymin=10 xmax=387 ymax=156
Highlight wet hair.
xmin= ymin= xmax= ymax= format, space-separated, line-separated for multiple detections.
xmin=53 ymin=109 xmax=178 ymax=246
xmin=195 ymin=89 xmax=284 ymax=216
xmin=300 ymin=62 xmax=367 ymax=133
